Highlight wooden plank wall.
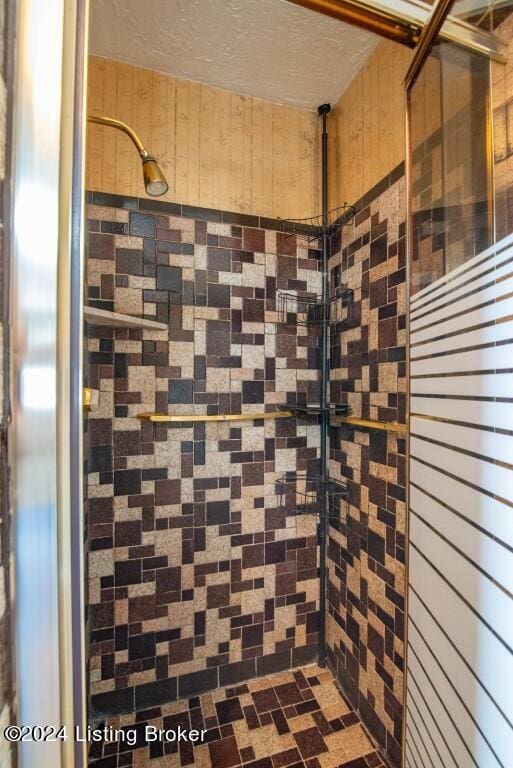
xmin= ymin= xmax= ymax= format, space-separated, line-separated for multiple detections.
xmin=329 ymin=39 xmax=412 ymax=209
xmin=87 ymin=55 xmax=320 ymax=220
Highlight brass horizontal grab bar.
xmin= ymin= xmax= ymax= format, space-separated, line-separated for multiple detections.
xmin=83 ymin=387 xmax=93 ymax=412
xmin=136 ymin=411 xmax=294 ymax=424
xmin=83 ymin=387 xmax=100 ymax=413
xmin=331 ymin=415 xmax=407 ymax=434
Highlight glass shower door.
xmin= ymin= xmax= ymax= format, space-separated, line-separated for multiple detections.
xmin=405 ymin=3 xmax=513 ymax=767
xmin=408 ymin=38 xmax=493 ymax=294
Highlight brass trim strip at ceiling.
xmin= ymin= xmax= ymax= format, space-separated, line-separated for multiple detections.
xmin=287 ymin=0 xmax=505 ymax=61
xmin=287 ymin=0 xmax=420 ymax=46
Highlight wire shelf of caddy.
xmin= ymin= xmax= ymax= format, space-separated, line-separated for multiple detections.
xmin=276 ymin=472 xmax=349 ymax=522
xmin=284 ymin=403 xmax=350 ymax=420
xmin=276 ymin=284 xmax=353 ymax=327
xmin=276 ymin=203 xmax=356 ymax=243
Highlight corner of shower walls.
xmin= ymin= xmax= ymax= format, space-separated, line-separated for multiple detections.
xmin=85 ymin=191 xmax=323 ymax=721
xmin=326 ymin=164 xmax=407 ymax=768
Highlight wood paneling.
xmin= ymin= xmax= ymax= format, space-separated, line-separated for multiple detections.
xmin=87 ymin=55 xmax=320 ymax=219
xmin=329 ymin=39 xmax=412 ymax=208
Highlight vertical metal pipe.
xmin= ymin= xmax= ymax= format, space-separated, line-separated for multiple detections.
xmin=317 ymin=103 xmax=331 ymax=667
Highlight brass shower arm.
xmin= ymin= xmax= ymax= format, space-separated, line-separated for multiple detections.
xmin=87 ymin=114 xmax=169 ymax=197
xmin=87 ymin=114 xmax=150 ymax=158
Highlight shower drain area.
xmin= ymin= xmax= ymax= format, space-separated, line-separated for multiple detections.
xmin=88 ymin=665 xmax=386 ymax=768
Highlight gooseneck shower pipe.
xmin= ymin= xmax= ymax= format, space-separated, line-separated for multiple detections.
xmin=87 ymin=114 xmax=169 ymax=197
xmin=318 ymin=102 xmax=331 ymax=668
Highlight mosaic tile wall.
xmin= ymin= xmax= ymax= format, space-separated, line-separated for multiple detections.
xmin=86 ymin=192 xmax=323 ymax=719
xmin=326 ymin=169 xmax=407 ymax=768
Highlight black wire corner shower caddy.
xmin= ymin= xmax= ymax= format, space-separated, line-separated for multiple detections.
xmin=277 ymin=283 xmax=353 ymax=327
xmin=273 ymin=104 xmax=356 ymax=666
xmin=275 ymin=202 xmax=356 ymax=244
xmin=274 ymin=204 xmax=356 ymax=329
xmin=284 ymin=403 xmax=350 ymax=419
xmin=276 ymin=472 xmax=349 ymax=522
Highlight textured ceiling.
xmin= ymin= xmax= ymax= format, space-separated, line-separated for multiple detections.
xmin=89 ymin=0 xmax=378 ymax=110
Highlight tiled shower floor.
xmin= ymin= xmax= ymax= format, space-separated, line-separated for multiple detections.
xmin=89 ymin=666 xmax=385 ymax=768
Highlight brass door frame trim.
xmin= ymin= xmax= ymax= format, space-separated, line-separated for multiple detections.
xmin=405 ymin=0 xmax=455 ymax=89
xmin=403 ymin=0 xmax=455 ymax=764
xmin=286 ymin=0 xmax=420 ymax=46
xmin=403 ymin=74 xmax=413 ymax=768
xmin=287 ymin=0 xmax=504 ymax=61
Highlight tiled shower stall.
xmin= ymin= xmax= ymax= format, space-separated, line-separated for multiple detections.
xmin=85 ymin=156 xmax=407 ymax=768
xmin=2 ymin=1 xmax=513 ymax=767
xmin=86 ymin=197 xmax=324 ymax=720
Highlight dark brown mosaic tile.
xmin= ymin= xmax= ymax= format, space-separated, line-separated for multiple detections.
xmin=293 ymin=727 xmax=328 ymax=759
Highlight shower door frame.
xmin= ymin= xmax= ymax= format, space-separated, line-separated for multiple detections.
xmin=7 ymin=3 xmax=501 ymax=768
xmin=402 ymin=2 xmax=455 ymax=765
xmin=403 ymin=0 xmax=497 ymax=765
xmin=287 ymin=0 xmax=504 ymax=58
xmin=10 ymin=0 xmax=89 ymax=766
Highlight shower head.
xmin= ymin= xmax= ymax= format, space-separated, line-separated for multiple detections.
xmin=141 ymin=154 xmax=169 ymax=197
xmin=88 ymin=114 xmax=169 ymax=197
